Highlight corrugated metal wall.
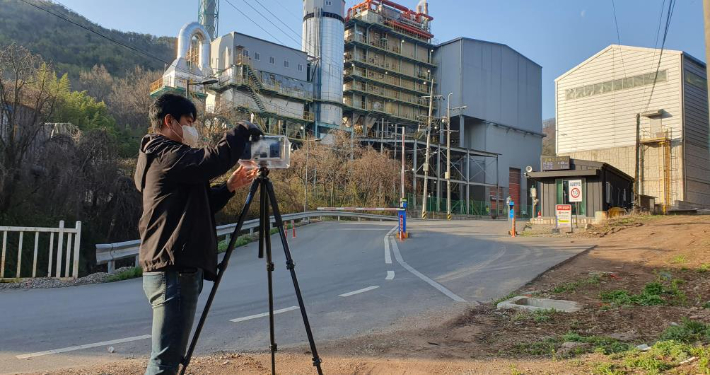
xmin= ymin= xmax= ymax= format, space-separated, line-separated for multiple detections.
xmin=682 ymin=56 xmax=710 ymax=206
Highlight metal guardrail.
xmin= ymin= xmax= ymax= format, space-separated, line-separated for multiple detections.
xmin=95 ymin=211 xmax=397 ymax=272
xmin=1 ymin=221 xmax=82 ymax=280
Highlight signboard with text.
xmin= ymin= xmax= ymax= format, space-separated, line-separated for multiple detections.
xmin=568 ymin=180 xmax=583 ymax=203
xmin=541 ymin=156 xmax=571 ymax=171
xmin=556 ymin=204 xmax=572 ymax=228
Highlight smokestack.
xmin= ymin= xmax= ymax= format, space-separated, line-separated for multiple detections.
xmin=416 ymin=0 xmax=428 ymax=14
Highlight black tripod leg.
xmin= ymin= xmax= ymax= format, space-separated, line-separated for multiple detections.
xmin=261 ymin=181 xmax=278 ymax=375
xmin=179 ymin=178 xmax=260 ymax=375
xmin=265 ymin=179 xmax=324 ymax=375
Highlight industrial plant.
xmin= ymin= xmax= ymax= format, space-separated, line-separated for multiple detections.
xmin=150 ymin=0 xmax=544 ymax=217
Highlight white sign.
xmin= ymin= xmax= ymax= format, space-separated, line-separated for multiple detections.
xmin=568 ymin=180 xmax=583 ymax=203
xmin=556 ymin=204 xmax=572 ymax=228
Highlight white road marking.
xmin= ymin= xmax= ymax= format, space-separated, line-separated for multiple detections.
xmin=16 ymin=335 xmax=151 ymax=359
xmin=389 ymin=238 xmax=466 ymax=302
xmin=384 ymin=237 xmax=392 ymax=264
xmin=339 ymin=285 xmax=379 ymax=297
xmin=386 ymin=271 xmax=395 ymax=280
xmin=383 ymin=225 xmax=397 ymax=264
xmin=229 ymin=306 xmax=299 ymax=323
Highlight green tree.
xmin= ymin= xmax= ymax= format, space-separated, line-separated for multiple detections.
xmin=51 ymin=89 xmax=117 ymax=132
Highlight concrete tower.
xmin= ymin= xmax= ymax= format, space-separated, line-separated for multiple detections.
xmin=302 ymin=0 xmax=345 ymax=134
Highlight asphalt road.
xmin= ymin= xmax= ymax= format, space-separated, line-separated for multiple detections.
xmin=0 ymin=219 xmax=593 ymax=374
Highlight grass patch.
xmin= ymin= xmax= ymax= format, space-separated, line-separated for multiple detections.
xmin=217 ymin=228 xmax=281 ymax=253
xmin=600 ymin=280 xmax=686 ymax=307
xmin=561 ymin=332 xmax=631 ymax=355
xmin=671 ymin=255 xmax=688 ymax=265
xmin=699 ymin=264 xmax=710 ymax=273
xmin=593 ymin=362 xmax=625 ymax=375
xmin=0 ymin=278 xmax=21 ymax=283
xmin=533 ymin=309 xmax=555 ymax=323
xmin=106 ymin=267 xmax=142 ymax=282
xmin=552 ymin=274 xmax=602 ymax=294
xmin=659 ymin=318 xmax=710 ymax=343
xmin=493 ymin=291 xmax=518 ymax=306
xmin=512 ymin=337 xmax=559 ymax=356
xmin=621 ymin=340 xmax=707 ymax=374
xmin=513 ymin=333 xmax=629 ymax=358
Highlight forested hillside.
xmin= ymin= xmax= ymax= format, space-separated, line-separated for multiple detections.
xmin=0 ymin=0 xmax=176 ymax=78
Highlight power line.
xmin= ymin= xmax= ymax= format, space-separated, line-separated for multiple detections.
xmin=610 ymin=0 xmax=627 ymax=77
xmin=223 ymin=0 xmax=341 ymax=82
xmin=18 ymin=0 xmax=173 ymax=67
xmin=21 ymin=0 xmax=324 ymax=120
xmin=252 ymin=0 xmax=303 ymax=39
xmin=645 ymin=0 xmax=677 ymax=110
xmin=28 ymin=0 xmax=344 ymax=121
xmin=641 ymin=0 xmax=667 ymax=101
xmin=237 ymin=0 xmax=302 ymax=49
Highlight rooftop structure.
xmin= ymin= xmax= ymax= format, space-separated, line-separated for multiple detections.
xmin=343 ymin=0 xmax=436 ymax=135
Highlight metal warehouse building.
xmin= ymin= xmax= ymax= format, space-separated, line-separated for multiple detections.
xmin=556 ymin=45 xmax=710 ymax=211
xmin=433 ymin=37 xmax=544 ymax=215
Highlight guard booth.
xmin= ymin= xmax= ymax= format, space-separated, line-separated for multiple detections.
xmin=526 ymin=157 xmax=634 ymax=223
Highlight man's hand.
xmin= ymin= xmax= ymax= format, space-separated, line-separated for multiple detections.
xmin=238 ymin=121 xmax=264 ymax=142
xmin=227 ymin=162 xmax=258 ymax=192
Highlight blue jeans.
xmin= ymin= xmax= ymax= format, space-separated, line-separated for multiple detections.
xmin=143 ymin=269 xmax=203 ymax=375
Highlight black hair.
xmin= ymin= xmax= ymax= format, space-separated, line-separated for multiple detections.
xmin=149 ymin=93 xmax=197 ymax=132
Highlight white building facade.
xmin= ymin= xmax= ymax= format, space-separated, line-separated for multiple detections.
xmin=556 ymin=45 xmax=710 ymax=209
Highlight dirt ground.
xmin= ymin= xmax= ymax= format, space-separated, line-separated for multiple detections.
xmin=33 ymin=215 xmax=710 ymax=375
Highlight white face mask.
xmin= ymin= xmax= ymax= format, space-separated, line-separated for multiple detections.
xmin=170 ymin=120 xmax=199 ymax=147
xmin=181 ymin=125 xmax=199 ymax=147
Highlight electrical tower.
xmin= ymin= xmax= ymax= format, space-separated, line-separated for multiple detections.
xmin=198 ymin=0 xmax=219 ymax=40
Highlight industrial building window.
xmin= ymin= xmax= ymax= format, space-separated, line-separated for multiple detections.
xmin=284 ymin=60 xmax=290 ymax=68
xmin=243 ymin=50 xmax=249 ymax=57
xmin=685 ymin=70 xmax=707 ymax=89
xmin=298 ymin=64 xmax=303 ymax=71
xmin=255 ymin=52 xmax=260 ymax=61
xmin=326 ymin=0 xmax=332 ymax=4
xmin=565 ymin=70 xmax=667 ymax=100
xmin=270 ymin=56 xmax=275 ymax=64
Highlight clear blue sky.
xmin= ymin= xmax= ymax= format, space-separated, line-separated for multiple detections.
xmin=56 ymin=0 xmax=705 ymax=120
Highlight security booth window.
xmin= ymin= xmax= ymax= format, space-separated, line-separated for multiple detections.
xmin=556 ymin=179 xmax=586 ymax=216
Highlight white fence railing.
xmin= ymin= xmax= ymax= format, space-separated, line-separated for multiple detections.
xmin=0 ymin=221 xmax=82 ymax=280
xmin=96 ymin=211 xmax=397 ymax=273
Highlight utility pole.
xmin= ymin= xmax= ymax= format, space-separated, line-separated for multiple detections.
xmin=401 ymin=125 xmax=405 ymax=201
xmin=303 ymin=127 xmax=309 ymax=212
xmin=446 ymin=94 xmax=452 ymax=220
xmin=421 ymin=76 xmax=435 ymax=220
xmin=705 ymin=0 xmax=710 ymax=114
xmin=445 ymin=93 xmax=466 ymax=220
xmin=634 ymin=113 xmax=640 ymax=211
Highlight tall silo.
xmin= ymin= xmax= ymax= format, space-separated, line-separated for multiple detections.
xmin=302 ymin=0 xmax=345 ymax=132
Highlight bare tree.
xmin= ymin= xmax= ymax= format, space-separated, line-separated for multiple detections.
xmin=0 ymin=44 xmax=62 ymax=213
xmin=76 ymin=65 xmax=113 ymax=103
xmin=109 ymin=66 xmax=161 ymax=131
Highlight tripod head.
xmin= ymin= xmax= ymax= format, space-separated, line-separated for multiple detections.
xmin=257 ymin=165 xmax=270 ymax=178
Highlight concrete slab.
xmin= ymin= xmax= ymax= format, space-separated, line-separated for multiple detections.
xmin=496 ymin=296 xmax=581 ymax=313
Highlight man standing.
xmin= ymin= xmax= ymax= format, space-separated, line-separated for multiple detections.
xmin=134 ymin=93 xmax=262 ymax=374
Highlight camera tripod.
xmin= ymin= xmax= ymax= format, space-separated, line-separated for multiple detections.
xmin=180 ymin=167 xmax=323 ymax=375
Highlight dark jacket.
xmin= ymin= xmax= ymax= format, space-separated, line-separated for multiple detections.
xmin=134 ymin=127 xmax=249 ymax=281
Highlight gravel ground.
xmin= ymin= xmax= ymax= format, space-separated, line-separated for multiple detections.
xmin=0 ymin=267 xmax=137 ymax=290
